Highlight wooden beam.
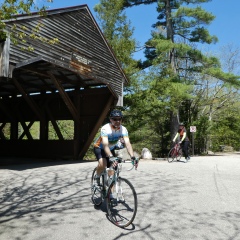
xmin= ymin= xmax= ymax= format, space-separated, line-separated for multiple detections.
xmin=10 ymin=120 xmax=18 ymax=140
xmin=12 ymin=77 xmax=44 ymax=122
xmin=0 ymin=122 xmax=6 ymax=140
xmin=10 ymin=96 xmax=19 ymax=140
xmin=0 ymin=101 xmax=15 ymax=121
xmin=0 ymin=37 xmax=10 ymax=77
xmin=19 ymin=121 xmax=34 ymax=140
xmin=48 ymin=72 xmax=80 ymax=125
xmin=78 ymin=95 xmax=115 ymax=159
xmin=45 ymin=103 xmax=64 ymax=140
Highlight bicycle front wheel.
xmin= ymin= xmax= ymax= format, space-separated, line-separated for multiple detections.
xmin=167 ymin=147 xmax=176 ymax=163
xmin=91 ymin=167 xmax=103 ymax=206
xmin=106 ymin=177 xmax=137 ymax=228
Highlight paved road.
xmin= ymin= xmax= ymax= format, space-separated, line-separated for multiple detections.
xmin=1 ymin=154 xmax=240 ymax=240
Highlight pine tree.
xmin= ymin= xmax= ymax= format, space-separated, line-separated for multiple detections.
xmin=123 ymin=0 xmax=240 ymax=144
xmin=95 ymin=0 xmax=240 ymax=155
xmin=94 ymin=0 xmax=138 ymax=76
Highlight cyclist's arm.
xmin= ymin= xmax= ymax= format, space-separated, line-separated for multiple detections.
xmin=123 ymin=137 xmax=134 ymax=158
xmin=173 ymin=133 xmax=179 ymax=142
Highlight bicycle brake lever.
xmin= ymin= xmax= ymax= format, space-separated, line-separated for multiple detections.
xmin=134 ymin=159 xmax=139 ymax=170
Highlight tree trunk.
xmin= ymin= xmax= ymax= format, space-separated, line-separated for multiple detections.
xmin=166 ymin=0 xmax=179 ymax=139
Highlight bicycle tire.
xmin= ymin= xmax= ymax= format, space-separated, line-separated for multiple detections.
xmin=167 ymin=147 xmax=176 ymax=163
xmin=91 ymin=167 xmax=103 ymax=206
xmin=106 ymin=177 xmax=137 ymax=228
xmin=176 ymin=148 xmax=182 ymax=161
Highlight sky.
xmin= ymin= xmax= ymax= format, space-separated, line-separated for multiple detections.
xmin=44 ymin=0 xmax=240 ymax=60
xmin=3 ymin=0 xmax=240 ymax=60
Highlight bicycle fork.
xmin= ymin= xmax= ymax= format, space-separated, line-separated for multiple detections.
xmin=115 ymin=179 xmax=124 ymax=202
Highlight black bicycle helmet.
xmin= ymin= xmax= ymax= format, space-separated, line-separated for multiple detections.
xmin=109 ymin=109 xmax=123 ymax=118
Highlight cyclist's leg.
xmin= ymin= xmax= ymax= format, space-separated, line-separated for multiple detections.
xmin=94 ymin=148 xmax=115 ymax=192
xmin=94 ymin=147 xmax=108 ymax=175
xmin=106 ymin=149 xmax=116 ymax=194
xmin=97 ymin=158 xmax=107 ymax=175
xmin=185 ymin=141 xmax=190 ymax=159
xmin=91 ymin=167 xmax=103 ymax=206
xmin=102 ymin=149 xmax=115 ymax=177
xmin=177 ymin=145 xmax=182 ymax=161
xmin=181 ymin=142 xmax=186 ymax=158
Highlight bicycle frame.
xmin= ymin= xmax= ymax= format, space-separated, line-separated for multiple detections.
xmin=167 ymin=142 xmax=182 ymax=162
xmin=101 ymin=158 xmax=138 ymax=199
xmin=174 ymin=143 xmax=181 ymax=156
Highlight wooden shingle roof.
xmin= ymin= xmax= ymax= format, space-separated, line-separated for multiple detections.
xmin=0 ymin=4 xmax=128 ymax=106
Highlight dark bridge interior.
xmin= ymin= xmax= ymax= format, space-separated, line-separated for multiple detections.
xmin=0 ymin=5 xmax=128 ymax=161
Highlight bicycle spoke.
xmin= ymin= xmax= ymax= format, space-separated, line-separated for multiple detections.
xmin=106 ymin=177 xmax=137 ymax=228
xmin=177 ymin=148 xmax=182 ymax=161
xmin=168 ymin=148 xmax=175 ymax=162
xmin=91 ymin=167 xmax=103 ymax=206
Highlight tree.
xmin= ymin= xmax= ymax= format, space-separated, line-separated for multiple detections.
xmin=218 ymin=43 xmax=240 ymax=75
xmin=190 ymin=45 xmax=240 ymax=152
xmin=93 ymin=0 xmax=240 ymax=156
xmin=0 ymin=0 xmax=55 ymax=49
xmin=94 ymin=0 xmax=138 ymax=76
xmin=122 ymin=0 xmax=240 ymax=153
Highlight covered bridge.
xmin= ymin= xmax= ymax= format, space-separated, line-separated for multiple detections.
xmin=0 ymin=5 xmax=128 ymax=160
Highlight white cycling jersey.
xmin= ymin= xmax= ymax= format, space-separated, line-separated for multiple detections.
xmin=94 ymin=123 xmax=129 ymax=150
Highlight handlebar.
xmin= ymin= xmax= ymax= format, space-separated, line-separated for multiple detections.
xmin=109 ymin=157 xmax=139 ymax=171
xmin=125 ymin=159 xmax=139 ymax=171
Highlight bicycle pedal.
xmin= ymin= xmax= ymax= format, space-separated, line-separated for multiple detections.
xmin=92 ymin=184 xmax=101 ymax=190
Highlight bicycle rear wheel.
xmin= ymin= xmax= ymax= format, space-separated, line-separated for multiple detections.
xmin=91 ymin=167 xmax=103 ymax=206
xmin=167 ymin=147 xmax=176 ymax=163
xmin=106 ymin=177 xmax=137 ymax=228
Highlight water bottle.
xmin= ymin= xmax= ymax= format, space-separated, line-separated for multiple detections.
xmin=104 ymin=171 xmax=108 ymax=187
xmin=108 ymin=174 xmax=113 ymax=186
xmin=102 ymin=171 xmax=108 ymax=197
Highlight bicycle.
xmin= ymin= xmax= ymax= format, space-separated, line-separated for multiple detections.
xmin=167 ymin=142 xmax=182 ymax=163
xmin=91 ymin=157 xmax=139 ymax=228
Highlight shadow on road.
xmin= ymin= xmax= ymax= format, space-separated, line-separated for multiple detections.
xmin=0 ymin=160 xmax=94 ymax=228
xmin=0 ymin=157 xmax=95 ymax=171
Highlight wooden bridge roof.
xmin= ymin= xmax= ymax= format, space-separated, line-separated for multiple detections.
xmin=0 ymin=4 xmax=128 ymax=105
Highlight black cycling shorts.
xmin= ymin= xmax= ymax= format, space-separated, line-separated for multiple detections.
xmin=93 ymin=147 xmax=115 ymax=168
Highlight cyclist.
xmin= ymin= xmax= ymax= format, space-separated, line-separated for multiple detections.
xmin=93 ymin=109 xmax=136 ymax=185
xmin=172 ymin=122 xmax=190 ymax=161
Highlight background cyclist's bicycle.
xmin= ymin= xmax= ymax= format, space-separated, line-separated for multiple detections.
xmin=167 ymin=142 xmax=183 ymax=163
xmin=91 ymin=157 xmax=139 ymax=228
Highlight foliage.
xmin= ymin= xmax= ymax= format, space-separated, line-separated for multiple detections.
xmin=48 ymin=120 xmax=74 ymax=140
xmin=94 ymin=0 xmax=138 ymax=76
xmin=208 ymin=101 xmax=240 ymax=152
xmin=0 ymin=0 xmax=57 ymax=49
xmin=119 ymin=0 xmax=240 ymax=156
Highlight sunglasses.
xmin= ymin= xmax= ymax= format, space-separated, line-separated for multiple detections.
xmin=111 ymin=118 xmax=122 ymax=121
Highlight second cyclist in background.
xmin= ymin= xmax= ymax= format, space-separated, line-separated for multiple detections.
xmin=172 ymin=122 xmax=190 ymax=162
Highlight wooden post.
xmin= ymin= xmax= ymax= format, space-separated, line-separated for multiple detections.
xmin=190 ymin=126 xmax=196 ymax=156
